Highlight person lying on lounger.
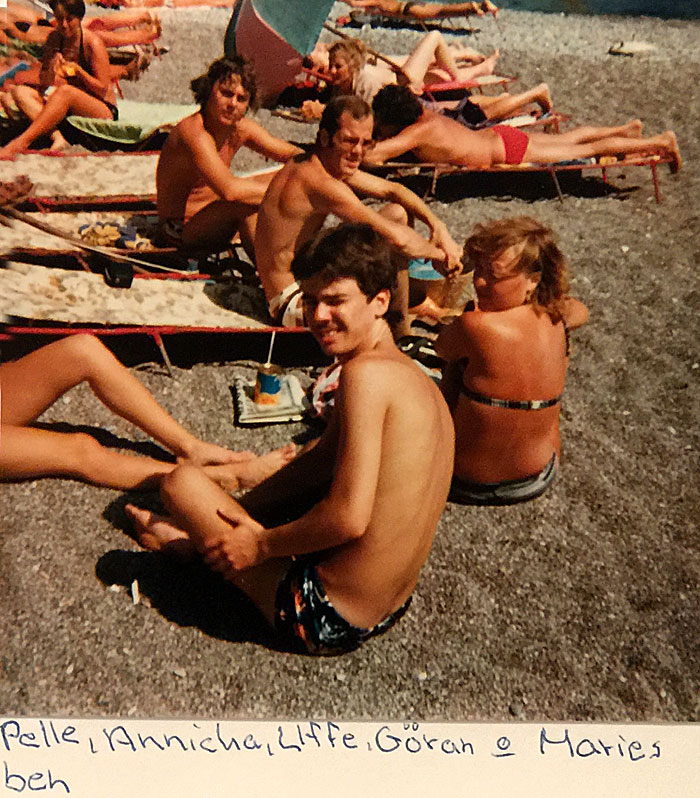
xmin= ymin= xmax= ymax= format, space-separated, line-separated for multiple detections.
xmin=254 ymin=95 xmax=462 ymax=335
xmin=125 ymin=223 xmax=455 ymax=656
xmin=299 ymin=34 xmax=499 ymax=120
xmin=0 ymin=0 xmax=119 ymax=157
xmin=3 ymin=2 xmax=161 ymax=48
xmin=341 ymin=0 xmax=498 ymax=21
xmin=155 ymin=55 xmax=301 ymax=256
xmin=0 ymin=335 xmax=295 ymax=491
xmin=366 ymin=85 xmax=682 ymax=172
xmin=435 ymin=216 xmax=588 ymax=505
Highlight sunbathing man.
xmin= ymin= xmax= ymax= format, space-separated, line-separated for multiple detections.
xmin=156 ymin=56 xmax=301 ymax=254
xmin=367 ymin=85 xmax=682 ymax=172
xmin=254 ymin=95 xmax=463 ymax=335
xmin=126 ymin=223 xmax=455 ymax=656
xmin=341 ymin=0 xmax=498 ymax=21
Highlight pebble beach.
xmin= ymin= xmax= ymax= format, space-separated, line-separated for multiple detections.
xmin=1 ymin=2 xmax=699 ymax=723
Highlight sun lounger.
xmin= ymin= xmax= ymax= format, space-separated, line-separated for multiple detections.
xmin=376 ymin=153 xmax=674 ymax=203
xmin=336 ymin=8 xmax=489 ymax=34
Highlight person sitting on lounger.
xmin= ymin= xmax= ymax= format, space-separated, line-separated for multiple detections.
xmin=367 ymin=85 xmax=682 ymax=172
xmin=0 ymin=0 xmax=119 ymax=157
xmin=435 ymin=216 xmax=588 ymax=505
xmin=341 ymin=0 xmax=498 ymax=21
xmin=155 ymin=55 xmax=301 ymax=255
xmin=124 ymin=223 xmax=455 ymax=656
xmin=254 ymin=94 xmax=462 ymax=334
xmin=0 ymin=334 xmax=295 ymax=491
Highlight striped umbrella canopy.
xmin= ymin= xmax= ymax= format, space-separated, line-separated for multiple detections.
xmin=225 ymin=0 xmax=335 ymax=104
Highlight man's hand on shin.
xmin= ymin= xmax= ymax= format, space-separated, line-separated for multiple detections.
xmin=197 ymin=509 xmax=266 ymax=576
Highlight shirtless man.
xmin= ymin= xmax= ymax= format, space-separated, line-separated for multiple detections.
xmin=156 ymin=56 xmax=301 ymax=254
xmin=367 ymin=85 xmax=682 ymax=173
xmin=254 ymin=95 xmax=462 ymax=334
xmin=126 ymin=223 xmax=455 ymax=656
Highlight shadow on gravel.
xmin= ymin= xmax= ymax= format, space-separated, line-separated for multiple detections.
xmin=95 ymin=547 xmax=286 ymax=651
xmin=397 ymin=171 xmax=640 ymax=203
xmin=33 ymin=421 xmax=173 ymax=460
xmin=96 ymin=495 xmax=289 ymax=651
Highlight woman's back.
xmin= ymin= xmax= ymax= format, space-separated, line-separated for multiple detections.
xmin=450 ymin=303 xmax=568 ymax=483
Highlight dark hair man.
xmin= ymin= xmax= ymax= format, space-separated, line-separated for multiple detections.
xmin=155 ymin=56 xmax=301 ymax=255
xmin=127 ymin=223 xmax=455 ymax=656
xmin=254 ymin=94 xmax=462 ymax=333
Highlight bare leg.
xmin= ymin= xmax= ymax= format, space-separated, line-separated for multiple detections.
xmin=407 ymin=2 xmax=494 ymax=20
xmin=124 ymin=505 xmax=197 ymax=558
xmin=158 ymin=464 xmax=291 ymax=625
xmin=0 ymin=425 xmax=175 ymax=489
xmin=402 ymin=31 xmax=461 ymax=90
xmin=538 ymin=119 xmax=643 ymax=144
xmin=523 ymin=129 xmax=681 ymax=172
xmin=474 ymin=82 xmax=552 ymax=119
xmin=9 ymin=84 xmax=45 ymax=120
xmin=0 ymin=84 xmax=113 ymax=158
xmin=0 ymin=335 xmax=238 ymax=464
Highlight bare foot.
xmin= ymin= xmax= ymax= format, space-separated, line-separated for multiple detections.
xmin=179 ymin=440 xmax=255 ymax=468
xmin=125 ymin=503 xmax=195 ymax=559
xmin=49 ymin=131 xmax=69 ymax=152
xmin=534 ymin=83 xmax=552 ymax=113
xmin=234 ymin=443 xmax=298 ymax=490
xmin=620 ymin=119 xmax=643 ymax=138
xmin=662 ymin=130 xmax=682 ymax=173
xmin=480 ymin=50 xmax=499 ymax=76
xmin=0 ymin=140 xmax=22 ymax=160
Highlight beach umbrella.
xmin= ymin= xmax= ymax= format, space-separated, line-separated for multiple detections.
xmin=224 ymin=0 xmax=335 ymax=104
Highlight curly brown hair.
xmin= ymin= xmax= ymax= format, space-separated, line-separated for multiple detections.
xmin=464 ymin=216 xmax=570 ymax=323
xmin=190 ymin=56 xmax=258 ymax=111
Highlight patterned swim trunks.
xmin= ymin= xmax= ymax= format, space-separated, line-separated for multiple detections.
xmin=275 ymin=558 xmax=411 ymax=656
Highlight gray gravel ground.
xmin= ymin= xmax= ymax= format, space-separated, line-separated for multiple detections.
xmin=1 ymin=4 xmax=699 ymax=722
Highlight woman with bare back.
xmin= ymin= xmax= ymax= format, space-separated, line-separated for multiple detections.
xmin=0 ymin=335 xmax=295 ymax=491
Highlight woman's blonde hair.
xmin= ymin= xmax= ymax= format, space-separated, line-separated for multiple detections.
xmin=328 ymin=39 xmax=367 ymax=78
xmin=464 ymin=216 xmax=570 ymax=323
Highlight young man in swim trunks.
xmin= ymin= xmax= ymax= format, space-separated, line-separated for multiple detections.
xmin=126 ymin=223 xmax=455 ymax=656
xmin=367 ymin=85 xmax=682 ymax=173
xmin=155 ymin=56 xmax=301 ymax=255
xmin=254 ymin=94 xmax=463 ymax=333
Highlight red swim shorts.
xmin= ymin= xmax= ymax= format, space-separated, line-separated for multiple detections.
xmin=491 ymin=125 xmax=529 ymax=165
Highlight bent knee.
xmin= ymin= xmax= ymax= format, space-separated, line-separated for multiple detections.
xmin=160 ymin=463 xmax=204 ymax=510
xmin=61 ymin=332 xmax=110 ymax=366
